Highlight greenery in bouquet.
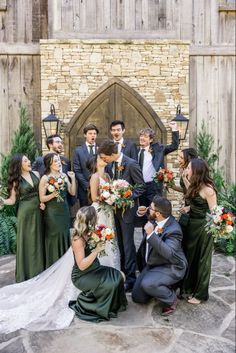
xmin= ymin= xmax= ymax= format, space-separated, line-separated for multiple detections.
xmin=205 ymin=206 xmax=234 ymax=242
xmin=46 ymin=175 xmax=66 ymax=202
xmin=111 ymin=179 xmax=134 ymax=214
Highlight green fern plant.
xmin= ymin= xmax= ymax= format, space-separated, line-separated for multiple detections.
xmin=0 ymin=208 xmax=17 ymax=255
xmin=195 ymin=121 xmax=225 ymax=192
xmin=0 ymin=106 xmax=39 ymax=186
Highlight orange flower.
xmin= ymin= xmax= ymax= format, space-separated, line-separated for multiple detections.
xmin=227 ymin=221 xmax=233 ymax=225
xmin=105 ymin=233 xmax=113 ymax=240
xmin=117 ymin=165 xmax=124 ymax=172
xmin=222 ymin=214 xmax=228 ymax=220
xmin=166 ymin=173 xmax=174 ymax=180
xmin=123 ymin=190 xmax=132 ymax=198
xmin=48 ymin=177 xmax=56 ymax=185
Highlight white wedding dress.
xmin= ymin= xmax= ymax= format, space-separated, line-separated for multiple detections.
xmin=0 ymin=178 xmax=120 ymax=334
xmin=92 ymin=177 xmax=120 ymax=270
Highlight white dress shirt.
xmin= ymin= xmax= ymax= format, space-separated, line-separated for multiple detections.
xmin=145 ymin=217 xmax=170 ymax=262
xmin=86 ymin=142 xmax=96 ymax=155
xmin=114 ymin=138 xmax=124 ymax=154
xmin=138 ymin=145 xmax=156 ymax=183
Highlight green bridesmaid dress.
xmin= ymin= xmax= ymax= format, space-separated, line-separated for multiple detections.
xmin=16 ymin=172 xmax=45 ymax=282
xmin=69 ymin=246 xmax=127 ymax=322
xmin=44 ymin=181 xmax=70 ymax=268
xmin=182 ymin=194 xmax=213 ymax=301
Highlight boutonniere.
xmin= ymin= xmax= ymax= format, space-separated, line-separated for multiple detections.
xmin=117 ymin=165 xmax=124 ymax=172
xmin=155 ymin=226 xmax=164 ymax=234
xmin=121 ymin=143 xmax=125 ymax=148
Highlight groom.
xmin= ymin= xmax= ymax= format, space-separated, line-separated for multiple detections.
xmin=98 ymin=140 xmax=145 ymax=291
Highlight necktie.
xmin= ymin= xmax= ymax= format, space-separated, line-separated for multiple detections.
xmin=139 ymin=148 xmax=145 ymax=170
xmin=88 ymin=145 xmax=94 ymax=156
xmin=114 ymin=161 xmax=119 ymax=180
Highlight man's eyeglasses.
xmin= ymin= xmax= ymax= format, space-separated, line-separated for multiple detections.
xmin=148 ymin=206 xmax=157 ymax=212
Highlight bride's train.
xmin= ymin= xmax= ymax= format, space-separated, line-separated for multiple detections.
xmin=0 ymin=247 xmax=78 ymax=333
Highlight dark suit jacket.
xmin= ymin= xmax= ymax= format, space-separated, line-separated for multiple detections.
xmin=32 ymin=155 xmax=71 ymax=177
xmin=138 ymin=131 xmax=179 ymax=172
xmin=106 ymin=154 xmax=145 ymax=223
xmin=121 ymin=139 xmax=138 ymax=161
xmin=73 ymin=143 xmax=96 ymax=192
xmin=137 ymin=216 xmax=187 ymax=273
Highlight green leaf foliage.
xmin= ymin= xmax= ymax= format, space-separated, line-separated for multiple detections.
xmin=0 ymin=106 xmax=39 ymax=186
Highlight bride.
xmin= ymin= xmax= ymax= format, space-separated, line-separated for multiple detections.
xmin=87 ymin=155 xmax=120 ymax=269
xmin=0 ymin=156 xmax=120 ymax=333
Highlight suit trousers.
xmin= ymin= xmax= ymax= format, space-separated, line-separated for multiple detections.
xmin=132 ymin=265 xmax=178 ymax=306
xmin=114 ymin=212 xmax=137 ymax=286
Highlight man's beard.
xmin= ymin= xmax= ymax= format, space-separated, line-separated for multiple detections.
xmin=148 ymin=213 xmax=156 ymax=222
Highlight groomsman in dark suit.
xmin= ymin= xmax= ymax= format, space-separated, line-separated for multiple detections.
xmin=73 ymin=124 xmax=99 ymax=207
xmin=98 ymin=140 xmax=145 ymax=292
xmin=132 ymin=196 xmax=187 ymax=316
xmin=110 ymin=120 xmax=138 ymax=160
xmin=138 ymin=122 xmax=179 ymax=208
xmin=32 ymin=134 xmax=71 ymax=176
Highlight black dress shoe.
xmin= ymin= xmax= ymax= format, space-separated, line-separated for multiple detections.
xmin=124 ymin=283 xmax=134 ymax=292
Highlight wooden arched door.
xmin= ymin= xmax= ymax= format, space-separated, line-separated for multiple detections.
xmin=65 ymin=78 xmax=166 ymax=158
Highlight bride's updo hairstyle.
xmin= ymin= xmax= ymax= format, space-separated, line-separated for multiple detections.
xmin=73 ymin=206 xmax=97 ymax=241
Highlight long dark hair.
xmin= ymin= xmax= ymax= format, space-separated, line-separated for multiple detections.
xmin=86 ymin=155 xmax=98 ymax=203
xmin=43 ymin=153 xmax=58 ymax=175
xmin=7 ymin=154 xmax=24 ymax=197
xmin=73 ymin=206 xmax=97 ymax=241
xmin=185 ymin=158 xmax=217 ymax=200
xmin=182 ymin=148 xmax=198 ymax=168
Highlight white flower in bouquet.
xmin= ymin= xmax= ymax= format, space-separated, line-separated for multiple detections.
xmin=225 ymin=225 xmax=234 ymax=234
xmin=102 ymin=191 xmax=111 ymax=200
xmin=48 ymin=185 xmax=55 ymax=193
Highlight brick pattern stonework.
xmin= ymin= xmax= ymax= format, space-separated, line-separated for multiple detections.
xmin=40 ymin=39 xmax=190 ymax=213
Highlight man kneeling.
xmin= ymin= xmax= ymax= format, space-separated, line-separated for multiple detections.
xmin=132 ymin=196 xmax=187 ymax=316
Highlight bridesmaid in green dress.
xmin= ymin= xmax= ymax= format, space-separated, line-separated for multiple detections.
xmin=0 ymin=154 xmax=45 ymax=282
xmin=180 ymin=158 xmax=217 ymax=304
xmin=39 ymin=153 xmax=76 ymax=268
xmin=169 ymin=148 xmax=198 ymax=252
xmin=69 ymin=206 xmax=127 ymax=322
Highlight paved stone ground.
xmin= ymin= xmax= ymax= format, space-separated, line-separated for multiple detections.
xmin=0 ymin=229 xmax=235 ymax=353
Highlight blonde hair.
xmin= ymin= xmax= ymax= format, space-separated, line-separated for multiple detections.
xmin=72 ymin=206 xmax=97 ymax=241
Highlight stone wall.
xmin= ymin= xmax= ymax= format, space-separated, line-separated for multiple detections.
xmin=40 ymin=39 xmax=190 ymax=212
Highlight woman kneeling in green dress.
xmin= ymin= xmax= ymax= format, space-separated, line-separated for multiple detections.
xmin=180 ymin=158 xmax=217 ymax=305
xmin=0 ymin=154 xmax=45 ymax=282
xmin=69 ymin=206 xmax=127 ymax=322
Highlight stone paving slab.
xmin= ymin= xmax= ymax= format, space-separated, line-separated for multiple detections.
xmin=0 ymin=231 xmax=235 ymax=353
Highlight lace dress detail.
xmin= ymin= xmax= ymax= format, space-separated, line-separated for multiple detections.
xmin=0 ymin=247 xmax=78 ymax=333
xmin=92 ymin=177 xmax=120 ymax=270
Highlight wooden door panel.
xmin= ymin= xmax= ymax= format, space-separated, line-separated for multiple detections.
xmin=65 ymin=78 xmax=166 ymax=159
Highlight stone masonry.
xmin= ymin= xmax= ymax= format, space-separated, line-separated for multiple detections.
xmin=40 ymin=39 xmax=190 ymax=211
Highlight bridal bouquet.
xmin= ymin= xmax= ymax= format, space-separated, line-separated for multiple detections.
xmin=47 ymin=175 xmax=66 ymax=202
xmin=111 ymin=179 xmax=134 ymax=214
xmin=99 ymin=182 xmax=117 ymax=206
xmin=88 ymin=224 xmax=115 ymax=256
xmin=205 ymin=206 xmax=234 ymax=242
xmin=153 ymin=168 xmax=175 ymax=190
